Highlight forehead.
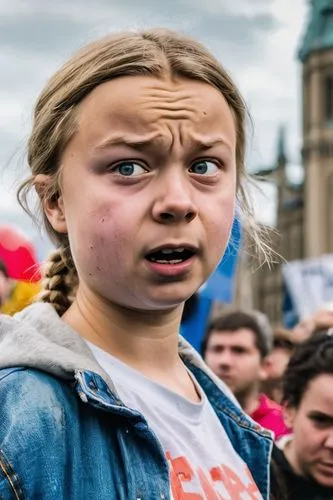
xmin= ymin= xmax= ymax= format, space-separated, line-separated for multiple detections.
xmin=208 ymin=328 xmax=257 ymax=348
xmin=300 ymin=374 xmax=333 ymax=415
xmin=76 ymin=75 xmax=236 ymax=147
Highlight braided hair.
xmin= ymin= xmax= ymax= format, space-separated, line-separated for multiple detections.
xmin=39 ymin=246 xmax=78 ymax=316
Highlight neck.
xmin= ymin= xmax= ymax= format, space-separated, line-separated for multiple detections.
xmin=236 ymin=386 xmax=260 ymax=415
xmin=284 ymin=439 xmax=303 ymax=476
xmin=62 ymin=285 xmax=184 ymax=374
xmin=62 ymin=285 xmax=201 ymax=402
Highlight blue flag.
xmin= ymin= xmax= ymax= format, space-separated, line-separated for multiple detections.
xmin=181 ymin=218 xmax=242 ymax=351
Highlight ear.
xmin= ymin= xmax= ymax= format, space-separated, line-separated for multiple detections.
xmin=34 ymin=174 xmax=68 ymax=234
xmin=259 ymin=357 xmax=271 ymax=382
xmin=283 ymin=405 xmax=296 ymax=430
xmin=259 ymin=365 xmax=268 ymax=382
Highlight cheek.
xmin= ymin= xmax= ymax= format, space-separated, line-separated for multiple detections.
xmin=204 ymin=193 xmax=236 ymax=251
xmin=205 ymin=353 xmax=218 ymax=368
xmin=293 ymin=419 xmax=320 ymax=454
xmin=242 ymin=359 xmax=261 ymax=376
xmin=67 ymin=198 xmax=135 ymax=277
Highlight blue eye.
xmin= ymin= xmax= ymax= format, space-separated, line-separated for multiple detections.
xmin=190 ymin=160 xmax=219 ymax=175
xmin=114 ymin=162 xmax=147 ymax=176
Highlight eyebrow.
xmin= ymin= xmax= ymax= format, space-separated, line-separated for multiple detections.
xmin=94 ymin=135 xmax=232 ymax=153
xmin=209 ymin=343 xmax=250 ymax=350
xmin=95 ymin=136 xmax=156 ymax=152
xmin=308 ymin=411 xmax=333 ymax=423
xmin=191 ymin=137 xmax=231 ymax=151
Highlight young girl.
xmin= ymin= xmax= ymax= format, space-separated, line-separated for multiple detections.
xmin=0 ymin=29 xmax=273 ymax=499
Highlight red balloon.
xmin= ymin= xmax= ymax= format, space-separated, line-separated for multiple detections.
xmin=0 ymin=226 xmax=41 ymax=282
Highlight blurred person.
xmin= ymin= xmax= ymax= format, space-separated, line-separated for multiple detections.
xmin=0 ymin=29 xmax=275 ymax=499
xmin=0 ymin=259 xmax=40 ymax=315
xmin=272 ymin=331 xmax=333 ymax=499
xmin=0 ymin=260 xmax=11 ymax=307
xmin=262 ymin=327 xmax=295 ymax=404
xmin=202 ymin=311 xmax=290 ymax=439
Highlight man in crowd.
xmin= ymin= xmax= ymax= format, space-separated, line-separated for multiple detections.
xmin=202 ymin=310 xmax=289 ymax=439
xmin=273 ymin=331 xmax=333 ymax=499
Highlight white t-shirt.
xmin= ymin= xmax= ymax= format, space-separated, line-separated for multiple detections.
xmin=88 ymin=342 xmax=263 ymax=500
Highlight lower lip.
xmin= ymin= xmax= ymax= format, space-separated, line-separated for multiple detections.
xmin=318 ymin=462 xmax=333 ymax=473
xmin=145 ymin=256 xmax=195 ymax=278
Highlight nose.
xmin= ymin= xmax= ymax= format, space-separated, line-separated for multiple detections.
xmin=218 ymin=351 xmax=233 ymax=369
xmin=152 ymin=171 xmax=198 ymax=224
xmin=324 ymin=431 xmax=333 ymax=449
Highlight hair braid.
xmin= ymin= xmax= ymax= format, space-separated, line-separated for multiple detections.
xmin=40 ymin=245 xmax=78 ymax=316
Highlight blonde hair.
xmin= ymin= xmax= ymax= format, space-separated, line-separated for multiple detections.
xmin=18 ymin=28 xmax=269 ymax=315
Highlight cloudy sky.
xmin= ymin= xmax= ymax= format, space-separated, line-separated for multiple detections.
xmin=0 ymin=0 xmax=309 ymax=255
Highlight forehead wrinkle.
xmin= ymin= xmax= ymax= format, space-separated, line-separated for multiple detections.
xmin=142 ymin=84 xmax=198 ymax=101
xmin=93 ymin=126 xmax=234 ymax=157
xmin=80 ymin=78 xmax=236 ymax=157
xmin=146 ymin=107 xmax=199 ymax=123
xmin=139 ymin=87 xmax=206 ymax=117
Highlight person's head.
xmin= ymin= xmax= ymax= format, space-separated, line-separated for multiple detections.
xmin=282 ymin=331 xmax=333 ymax=487
xmin=18 ymin=28 xmax=265 ymax=316
xmin=262 ymin=327 xmax=294 ymax=403
xmin=0 ymin=260 xmax=11 ymax=306
xmin=291 ymin=304 xmax=333 ymax=344
xmin=202 ymin=310 xmax=271 ymax=399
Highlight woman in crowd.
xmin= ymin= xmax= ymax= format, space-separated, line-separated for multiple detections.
xmin=273 ymin=331 xmax=333 ymax=499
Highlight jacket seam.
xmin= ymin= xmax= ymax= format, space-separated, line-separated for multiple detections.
xmin=182 ymin=359 xmax=272 ymax=439
xmin=216 ymin=404 xmax=273 ymax=438
xmin=0 ymin=449 xmax=23 ymax=500
xmin=0 ymin=367 xmax=26 ymax=383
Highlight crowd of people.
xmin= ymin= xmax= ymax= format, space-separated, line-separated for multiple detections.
xmin=199 ymin=305 xmax=333 ymax=498
xmin=0 ymin=27 xmax=332 ymax=500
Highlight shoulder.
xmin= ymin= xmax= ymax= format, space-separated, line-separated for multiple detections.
xmin=259 ymin=393 xmax=284 ymax=414
xmin=0 ymin=368 xmax=77 ymax=497
xmin=0 ymin=367 xmax=76 ymax=437
xmin=270 ymin=445 xmax=290 ymax=500
xmin=0 ymin=364 xmax=74 ymax=403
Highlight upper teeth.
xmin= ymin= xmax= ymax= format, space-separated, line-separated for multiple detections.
xmin=160 ymin=248 xmax=185 ymax=254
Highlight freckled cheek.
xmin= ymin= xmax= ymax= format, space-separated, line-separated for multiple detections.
xmin=69 ymin=205 xmax=134 ymax=277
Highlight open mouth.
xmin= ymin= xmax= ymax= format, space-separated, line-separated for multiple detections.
xmin=146 ymin=247 xmax=195 ymax=265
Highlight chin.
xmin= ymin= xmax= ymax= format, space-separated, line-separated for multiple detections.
xmin=148 ymin=281 xmax=202 ymax=307
xmin=314 ymin=472 xmax=333 ymax=488
xmin=146 ymin=294 xmax=192 ymax=311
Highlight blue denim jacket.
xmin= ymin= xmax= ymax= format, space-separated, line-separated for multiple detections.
xmin=0 ymin=304 xmax=273 ymax=499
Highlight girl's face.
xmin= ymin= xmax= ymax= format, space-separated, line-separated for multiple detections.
xmin=45 ymin=75 xmax=237 ymax=311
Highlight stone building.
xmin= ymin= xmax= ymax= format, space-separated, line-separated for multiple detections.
xmin=248 ymin=0 xmax=333 ymax=325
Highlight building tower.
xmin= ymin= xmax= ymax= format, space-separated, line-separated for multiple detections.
xmin=249 ymin=125 xmax=304 ymax=325
xmin=299 ymin=0 xmax=333 ymax=256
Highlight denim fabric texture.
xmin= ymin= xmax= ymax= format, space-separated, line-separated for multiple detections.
xmin=0 ymin=304 xmax=273 ymax=499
